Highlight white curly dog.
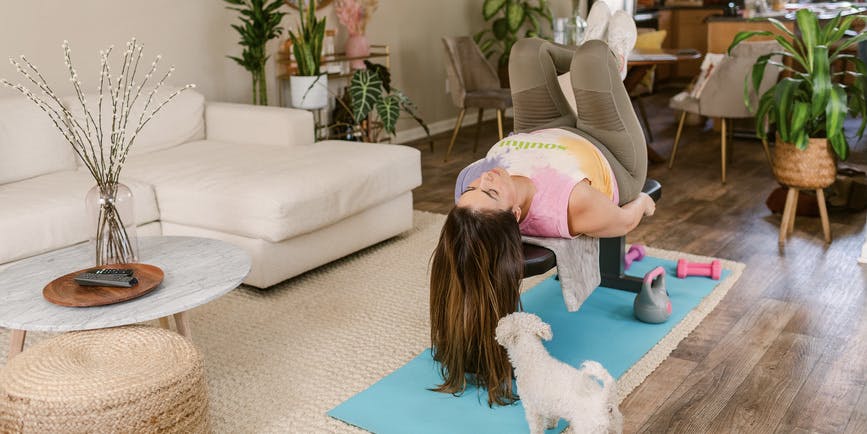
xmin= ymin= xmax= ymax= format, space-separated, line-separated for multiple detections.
xmin=495 ymin=312 xmax=623 ymax=434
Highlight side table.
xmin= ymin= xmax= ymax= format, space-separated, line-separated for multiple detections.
xmin=0 ymin=236 xmax=251 ymax=361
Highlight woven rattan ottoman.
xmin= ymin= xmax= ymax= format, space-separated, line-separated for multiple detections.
xmin=0 ymin=325 xmax=209 ymax=433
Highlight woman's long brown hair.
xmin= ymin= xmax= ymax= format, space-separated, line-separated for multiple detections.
xmin=429 ymin=206 xmax=524 ymax=406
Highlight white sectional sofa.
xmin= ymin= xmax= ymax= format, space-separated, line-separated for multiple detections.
xmin=0 ymin=89 xmax=421 ymax=288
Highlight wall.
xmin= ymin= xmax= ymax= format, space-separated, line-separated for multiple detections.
xmin=0 ymin=0 xmax=570 ymax=141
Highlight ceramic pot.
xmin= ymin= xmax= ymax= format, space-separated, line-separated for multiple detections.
xmin=290 ymin=74 xmax=329 ymax=110
xmin=345 ymin=34 xmax=370 ymax=70
xmin=773 ymin=137 xmax=837 ymax=189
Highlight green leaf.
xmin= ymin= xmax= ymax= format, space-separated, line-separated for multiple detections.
xmin=796 ymin=9 xmax=819 ymax=68
xmin=727 ymin=30 xmax=773 ymax=55
xmin=376 ymin=94 xmax=401 ymax=135
xmin=790 ymin=101 xmax=810 ymax=147
xmin=364 ymin=61 xmax=391 ymax=93
xmin=755 ymin=91 xmax=776 ymax=139
xmin=832 ymin=24 xmax=867 ymax=56
xmin=506 ymin=2 xmax=525 ymax=32
xmin=349 ymin=69 xmax=383 ymax=124
xmin=492 ymin=18 xmax=509 ymax=40
xmin=747 ymin=53 xmax=773 ymax=109
xmin=810 ymin=45 xmax=831 ymax=118
xmin=830 ymin=131 xmax=848 ymax=160
xmin=766 ymin=17 xmax=795 ymax=38
xmin=825 ymin=83 xmax=848 ymax=158
xmin=774 ymin=78 xmax=801 ymax=142
xmin=483 ymin=0 xmax=507 ymax=20
xmin=820 ymin=12 xmax=842 ymax=43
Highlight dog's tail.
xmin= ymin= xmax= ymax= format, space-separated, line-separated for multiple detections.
xmin=580 ymin=360 xmax=616 ymax=393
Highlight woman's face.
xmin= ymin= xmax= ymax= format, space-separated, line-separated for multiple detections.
xmin=456 ymin=167 xmax=519 ymax=215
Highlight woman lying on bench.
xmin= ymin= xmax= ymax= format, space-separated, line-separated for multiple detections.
xmin=430 ymin=6 xmax=655 ymax=407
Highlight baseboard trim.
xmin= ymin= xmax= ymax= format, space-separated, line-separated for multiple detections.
xmin=394 ymin=108 xmax=513 ymax=144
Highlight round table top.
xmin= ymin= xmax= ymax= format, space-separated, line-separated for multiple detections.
xmin=0 ymin=236 xmax=251 ymax=332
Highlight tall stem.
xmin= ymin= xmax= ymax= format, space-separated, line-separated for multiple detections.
xmin=259 ymin=65 xmax=268 ymax=106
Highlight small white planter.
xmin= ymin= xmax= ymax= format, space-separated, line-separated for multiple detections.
xmin=290 ymin=74 xmax=328 ymax=109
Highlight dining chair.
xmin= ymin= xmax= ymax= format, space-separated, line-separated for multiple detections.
xmin=441 ymin=36 xmax=513 ymax=162
xmin=667 ymin=40 xmax=782 ymax=183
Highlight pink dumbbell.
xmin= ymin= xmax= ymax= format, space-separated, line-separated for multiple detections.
xmin=676 ymin=259 xmax=722 ymax=280
xmin=624 ymin=244 xmax=646 ymax=270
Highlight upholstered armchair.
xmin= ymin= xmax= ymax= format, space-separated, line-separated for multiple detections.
xmin=668 ymin=40 xmax=782 ymax=183
xmin=441 ymin=36 xmax=513 ymax=162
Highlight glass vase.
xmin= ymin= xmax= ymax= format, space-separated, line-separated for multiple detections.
xmin=86 ymin=182 xmax=139 ymax=266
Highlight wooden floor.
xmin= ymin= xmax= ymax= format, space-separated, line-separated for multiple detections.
xmin=405 ymin=89 xmax=867 ymax=433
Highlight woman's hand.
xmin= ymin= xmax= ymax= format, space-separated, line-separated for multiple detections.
xmin=638 ymin=192 xmax=656 ymax=217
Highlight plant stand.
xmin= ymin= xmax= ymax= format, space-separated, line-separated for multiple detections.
xmin=778 ymin=187 xmax=831 ymax=247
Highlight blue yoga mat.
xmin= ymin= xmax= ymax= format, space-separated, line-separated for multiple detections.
xmin=329 ymin=256 xmax=731 ymax=434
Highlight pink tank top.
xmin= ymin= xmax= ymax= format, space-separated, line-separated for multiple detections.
xmin=454 ymin=128 xmax=618 ymax=238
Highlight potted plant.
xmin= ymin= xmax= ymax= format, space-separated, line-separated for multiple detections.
xmin=331 ymin=61 xmax=430 ymax=144
xmin=474 ymin=0 xmax=553 ymax=87
xmin=286 ymin=0 xmax=328 ymax=109
xmin=225 ymin=0 xmax=287 ymax=105
xmin=730 ymin=9 xmax=867 ymax=189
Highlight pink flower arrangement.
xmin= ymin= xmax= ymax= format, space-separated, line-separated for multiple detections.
xmin=334 ymin=0 xmax=378 ymax=36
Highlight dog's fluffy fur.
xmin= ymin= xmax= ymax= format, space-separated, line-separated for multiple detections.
xmin=495 ymin=312 xmax=623 ymax=434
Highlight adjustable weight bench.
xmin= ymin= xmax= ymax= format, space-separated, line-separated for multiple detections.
xmin=522 ymin=179 xmax=662 ymax=311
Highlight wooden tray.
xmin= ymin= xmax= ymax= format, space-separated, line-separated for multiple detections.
xmin=43 ymin=263 xmax=164 ymax=307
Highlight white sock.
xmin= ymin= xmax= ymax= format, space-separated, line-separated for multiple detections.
xmin=582 ymin=1 xmax=611 ymax=45
xmin=607 ymin=10 xmax=637 ymax=80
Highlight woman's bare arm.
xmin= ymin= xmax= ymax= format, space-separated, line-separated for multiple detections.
xmin=567 ymin=181 xmax=654 ymax=238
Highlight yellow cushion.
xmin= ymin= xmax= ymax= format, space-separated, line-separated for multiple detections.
xmin=633 ymin=30 xmax=668 ymax=95
xmin=635 ymin=30 xmax=667 ymax=50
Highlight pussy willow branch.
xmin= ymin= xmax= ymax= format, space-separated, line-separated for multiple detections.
xmin=1 ymin=38 xmax=195 ymax=189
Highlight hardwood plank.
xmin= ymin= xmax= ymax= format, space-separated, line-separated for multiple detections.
xmin=636 ymin=298 xmax=798 ymax=433
xmin=708 ymin=332 xmax=822 ymax=433
xmin=844 ymin=382 xmax=867 ymax=434
xmin=775 ymin=312 xmax=867 ymax=433
xmin=620 ymin=356 xmax=698 ymax=433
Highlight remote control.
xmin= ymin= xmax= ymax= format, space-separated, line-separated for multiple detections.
xmin=93 ymin=268 xmax=134 ymax=276
xmin=74 ymin=273 xmax=138 ymax=288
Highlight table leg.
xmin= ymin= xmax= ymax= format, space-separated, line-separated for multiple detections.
xmin=159 ymin=317 xmax=171 ymax=330
xmin=8 ymin=329 xmax=26 ymax=361
xmin=624 ymin=64 xmax=665 ymax=164
xmin=174 ymin=312 xmax=191 ymax=338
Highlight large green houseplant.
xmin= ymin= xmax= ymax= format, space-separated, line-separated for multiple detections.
xmin=286 ymin=0 xmax=328 ymax=109
xmin=474 ymin=0 xmax=552 ymax=85
xmin=730 ymin=9 xmax=867 ymax=182
xmin=225 ymin=0 xmax=287 ymax=105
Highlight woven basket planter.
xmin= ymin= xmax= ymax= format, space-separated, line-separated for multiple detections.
xmin=0 ymin=325 xmax=210 ymax=434
xmin=773 ymin=137 xmax=837 ymax=189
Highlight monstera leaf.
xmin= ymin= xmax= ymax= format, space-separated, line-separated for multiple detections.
xmin=349 ymin=69 xmax=383 ymax=124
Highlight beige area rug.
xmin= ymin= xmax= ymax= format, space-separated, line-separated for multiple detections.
xmin=0 ymin=211 xmax=744 ymax=433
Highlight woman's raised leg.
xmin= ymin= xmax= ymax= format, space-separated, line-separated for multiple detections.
xmin=569 ymin=39 xmax=647 ymax=203
xmin=509 ymin=38 xmax=577 ymax=133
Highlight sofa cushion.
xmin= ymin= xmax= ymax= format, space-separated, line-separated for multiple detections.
xmin=0 ymin=170 xmax=160 ymax=264
xmin=66 ymin=87 xmax=205 ymax=160
xmin=0 ymin=96 xmax=78 ymax=184
xmin=122 ymin=139 xmax=421 ymax=243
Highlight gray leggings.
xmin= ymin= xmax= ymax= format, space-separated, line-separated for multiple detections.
xmin=509 ymin=38 xmax=647 ymax=205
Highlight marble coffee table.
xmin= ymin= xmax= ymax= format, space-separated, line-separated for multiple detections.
xmin=0 ymin=236 xmax=251 ymax=361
